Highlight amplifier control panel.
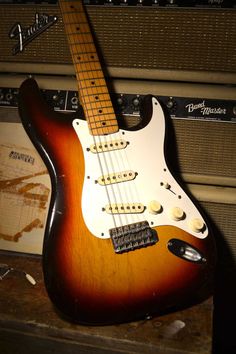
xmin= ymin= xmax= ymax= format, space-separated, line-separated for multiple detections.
xmin=0 ymin=86 xmax=236 ymax=123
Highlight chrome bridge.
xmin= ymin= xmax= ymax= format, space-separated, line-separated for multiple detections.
xmin=110 ymin=221 xmax=158 ymax=254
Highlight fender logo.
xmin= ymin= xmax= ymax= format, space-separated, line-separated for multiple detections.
xmin=9 ymin=13 xmax=58 ymax=55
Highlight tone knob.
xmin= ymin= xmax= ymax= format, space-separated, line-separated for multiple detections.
xmin=189 ymin=218 xmax=205 ymax=233
xmin=169 ymin=207 xmax=185 ymax=221
xmin=148 ymin=200 xmax=162 ymax=214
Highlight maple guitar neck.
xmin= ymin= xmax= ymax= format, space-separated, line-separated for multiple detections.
xmin=59 ymin=0 xmax=118 ymax=136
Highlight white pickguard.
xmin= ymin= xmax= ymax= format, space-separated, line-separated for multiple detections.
xmin=73 ymin=97 xmax=208 ymax=240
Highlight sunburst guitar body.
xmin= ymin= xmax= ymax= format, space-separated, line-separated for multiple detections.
xmin=18 ymin=0 xmax=216 ymax=325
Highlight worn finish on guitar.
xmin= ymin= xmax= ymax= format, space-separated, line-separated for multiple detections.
xmin=18 ymin=0 xmax=216 ymax=325
xmin=19 ymin=78 xmax=215 ymax=325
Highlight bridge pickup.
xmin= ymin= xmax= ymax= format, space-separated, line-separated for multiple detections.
xmin=90 ymin=139 xmax=127 ymax=153
xmin=110 ymin=221 xmax=158 ymax=254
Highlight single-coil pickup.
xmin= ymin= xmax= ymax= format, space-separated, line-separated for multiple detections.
xmin=97 ymin=170 xmax=136 ymax=186
xmin=89 ymin=139 xmax=127 ymax=153
xmin=105 ymin=203 xmax=145 ymax=214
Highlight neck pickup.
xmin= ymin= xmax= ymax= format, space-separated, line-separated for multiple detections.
xmin=59 ymin=0 xmax=118 ymax=136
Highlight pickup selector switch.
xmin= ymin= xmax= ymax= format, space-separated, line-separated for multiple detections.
xmin=169 ymin=207 xmax=185 ymax=221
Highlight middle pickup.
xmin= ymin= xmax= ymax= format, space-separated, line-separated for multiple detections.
xmin=97 ymin=170 xmax=137 ymax=186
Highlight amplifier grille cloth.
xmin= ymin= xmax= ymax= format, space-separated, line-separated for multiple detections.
xmin=1 ymin=5 xmax=236 ymax=73
xmin=172 ymin=120 xmax=236 ymax=178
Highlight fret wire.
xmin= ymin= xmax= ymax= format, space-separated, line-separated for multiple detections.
xmin=75 ymin=68 xmax=103 ymax=75
xmin=76 ymin=69 xmax=101 ymax=78
xmin=82 ymin=93 xmax=111 ymax=101
xmin=83 ymin=96 xmax=113 ymax=103
xmin=86 ymin=112 xmax=116 ymax=120
xmin=76 ymin=69 xmax=101 ymax=75
xmin=68 ymin=38 xmax=94 ymax=46
xmin=74 ymin=58 xmax=99 ymax=66
xmin=75 ymin=60 xmax=100 ymax=65
xmin=64 ymin=16 xmax=87 ymax=25
xmin=89 ymin=119 xmax=118 ymax=128
xmin=87 ymin=112 xmax=116 ymax=120
xmin=84 ymin=102 xmax=113 ymax=110
xmin=78 ymin=88 xmax=110 ymax=98
xmin=70 ymin=44 xmax=96 ymax=53
xmin=74 ymin=65 xmax=102 ymax=75
xmin=78 ymin=80 xmax=106 ymax=90
xmin=85 ymin=105 xmax=115 ymax=112
xmin=73 ymin=51 xmax=97 ymax=56
xmin=61 ymin=20 xmax=87 ymax=26
xmin=77 ymin=76 xmax=105 ymax=82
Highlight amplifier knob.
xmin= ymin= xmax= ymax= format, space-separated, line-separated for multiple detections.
xmin=53 ymin=94 xmax=59 ymax=101
xmin=132 ymin=96 xmax=140 ymax=109
xmin=5 ymin=93 xmax=13 ymax=101
xmin=71 ymin=96 xmax=78 ymax=105
xmin=166 ymin=98 xmax=175 ymax=109
xmin=0 ymin=93 xmax=4 ymax=100
xmin=117 ymin=95 xmax=126 ymax=107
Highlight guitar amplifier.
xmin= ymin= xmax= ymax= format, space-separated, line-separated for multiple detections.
xmin=0 ymin=1 xmax=236 ymax=84
xmin=0 ymin=74 xmax=235 ymax=268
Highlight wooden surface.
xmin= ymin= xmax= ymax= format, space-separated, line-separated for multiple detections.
xmin=0 ymin=251 xmax=213 ymax=354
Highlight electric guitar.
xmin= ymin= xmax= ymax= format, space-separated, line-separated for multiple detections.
xmin=18 ymin=0 xmax=216 ymax=325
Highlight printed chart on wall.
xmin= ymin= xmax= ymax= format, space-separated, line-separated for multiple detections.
xmin=0 ymin=123 xmax=51 ymax=255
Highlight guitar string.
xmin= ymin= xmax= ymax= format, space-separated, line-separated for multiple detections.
xmin=64 ymin=9 xmax=125 ymax=234
xmin=64 ymin=2 xmax=144 ymax=240
xmin=69 ymin=3 xmax=144 ymax=234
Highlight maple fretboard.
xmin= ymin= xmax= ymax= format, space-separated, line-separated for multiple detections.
xmin=59 ymin=0 xmax=118 ymax=136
